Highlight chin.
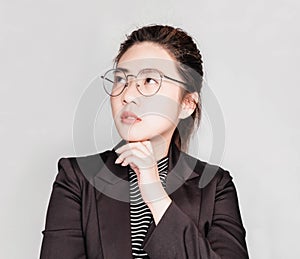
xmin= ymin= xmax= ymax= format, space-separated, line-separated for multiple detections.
xmin=117 ymin=130 xmax=153 ymax=143
xmin=121 ymin=135 xmax=150 ymax=142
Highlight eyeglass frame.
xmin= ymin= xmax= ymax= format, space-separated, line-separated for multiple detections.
xmin=100 ymin=67 xmax=190 ymax=97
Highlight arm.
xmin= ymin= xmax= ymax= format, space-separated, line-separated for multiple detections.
xmin=143 ymin=170 xmax=249 ymax=259
xmin=40 ymin=158 xmax=86 ymax=259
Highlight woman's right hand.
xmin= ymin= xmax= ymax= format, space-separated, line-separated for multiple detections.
xmin=115 ymin=141 xmax=172 ymax=224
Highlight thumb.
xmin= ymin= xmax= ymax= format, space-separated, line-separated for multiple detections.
xmin=129 ymin=162 xmax=140 ymax=175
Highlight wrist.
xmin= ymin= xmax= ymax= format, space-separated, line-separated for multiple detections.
xmin=147 ymin=196 xmax=172 ymax=225
xmin=139 ymin=181 xmax=167 ymax=203
xmin=139 ymin=166 xmax=160 ymax=184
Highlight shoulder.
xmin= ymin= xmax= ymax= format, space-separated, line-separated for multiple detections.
xmin=181 ymin=151 xmax=233 ymax=190
xmin=55 ymin=149 xmax=114 ymax=183
xmin=181 ymin=153 xmax=242 ymax=219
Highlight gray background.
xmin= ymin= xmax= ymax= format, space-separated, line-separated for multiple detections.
xmin=1 ymin=0 xmax=299 ymax=258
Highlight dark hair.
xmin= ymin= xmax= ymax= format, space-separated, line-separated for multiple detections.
xmin=114 ymin=25 xmax=204 ymax=152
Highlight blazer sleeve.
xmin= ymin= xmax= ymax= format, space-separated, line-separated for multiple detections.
xmin=40 ymin=158 xmax=86 ymax=259
xmin=143 ymin=170 xmax=249 ymax=259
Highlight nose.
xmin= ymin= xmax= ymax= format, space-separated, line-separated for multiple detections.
xmin=121 ymin=78 xmax=140 ymax=105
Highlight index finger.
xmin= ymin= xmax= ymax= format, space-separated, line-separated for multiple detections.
xmin=115 ymin=141 xmax=150 ymax=155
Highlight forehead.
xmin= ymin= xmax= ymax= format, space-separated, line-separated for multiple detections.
xmin=117 ymin=42 xmax=180 ymax=76
xmin=116 ymin=58 xmax=181 ymax=79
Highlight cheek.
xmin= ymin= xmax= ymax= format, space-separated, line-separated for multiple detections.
xmin=110 ymin=92 xmax=182 ymax=131
xmin=140 ymin=95 xmax=181 ymax=122
xmin=110 ymin=97 xmax=121 ymax=117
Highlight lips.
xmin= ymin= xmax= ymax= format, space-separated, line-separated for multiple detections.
xmin=120 ymin=111 xmax=142 ymax=124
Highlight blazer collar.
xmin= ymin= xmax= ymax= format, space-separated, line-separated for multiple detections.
xmin=94 ymin=139 xmax=199 ymax=186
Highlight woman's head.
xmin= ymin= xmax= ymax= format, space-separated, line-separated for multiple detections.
xmin=110 ymin=25 xmax=204 ymax=152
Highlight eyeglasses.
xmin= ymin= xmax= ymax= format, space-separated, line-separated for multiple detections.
xmin=101 ymin=68 xmax=188 ymax=97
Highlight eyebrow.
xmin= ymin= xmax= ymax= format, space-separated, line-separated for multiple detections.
xmin=116 ymin=67 xmax=130 ymax=73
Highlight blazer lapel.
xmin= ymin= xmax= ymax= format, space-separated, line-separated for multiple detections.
xmin=94 ymin=140 xmax=132 ymax=259
xmin=144 ymin=141 xmax=202 ymax=242
xmin=165 ymin=140 xmax=199 ymax=194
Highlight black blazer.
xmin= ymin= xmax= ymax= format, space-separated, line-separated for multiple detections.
xmin=40 ymin=140 xmax=249 ymax=259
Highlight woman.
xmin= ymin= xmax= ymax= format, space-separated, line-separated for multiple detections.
xmin=40 ymin=25 xmax=249 ymax=258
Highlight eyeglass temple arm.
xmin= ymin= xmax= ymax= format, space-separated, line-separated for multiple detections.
xmin=163 ymin=75 xmax=189 ymax=87
xmin=100 ymin=75 xmax=114 ymax=84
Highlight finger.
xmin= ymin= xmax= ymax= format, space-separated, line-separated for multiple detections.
xmin=115 ymin=143 xmax=149 ymax=157
xmin=115 ymin=142 xmax=150 ymax=155
xmin=121 ymin=155 xmax=156 ymax=170
xmin=121 ymin=155 xmax=140 ymax=167
xmin=129 ymin=162 xmax=141 ymax=180
xmin=115 ymin=148 xmax=148 ymax=164
xmin=129 ymin=162 xmax=139 ymax=171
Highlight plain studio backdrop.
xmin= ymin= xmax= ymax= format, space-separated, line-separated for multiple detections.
xmin=1 ymin=0 xmax=299 ymax=258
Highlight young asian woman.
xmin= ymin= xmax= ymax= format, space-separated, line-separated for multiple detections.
xmin=40 ymin=25 xmax=249 ymax=259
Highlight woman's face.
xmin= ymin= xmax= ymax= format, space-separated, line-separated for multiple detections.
xmin=110 ymin=42 xmax=186 ymax=143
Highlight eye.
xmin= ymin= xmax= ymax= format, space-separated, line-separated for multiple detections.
xmin=144 ymin=77 xmax=159 ymax=86
xmin=114 ymin=75 xmax=126 ymax=85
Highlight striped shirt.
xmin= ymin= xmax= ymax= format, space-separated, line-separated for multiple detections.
xmin=129 ymin=156 xmax=169 ymax=259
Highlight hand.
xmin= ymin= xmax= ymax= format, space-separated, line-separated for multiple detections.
xmin=115 ymin=140 xmax=172 ymax=224
xmin=115 ymin=141 xmax=160 ymax=185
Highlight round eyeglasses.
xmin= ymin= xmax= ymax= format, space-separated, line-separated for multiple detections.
xmin=101 ymin=68 xmax=188 ymax=97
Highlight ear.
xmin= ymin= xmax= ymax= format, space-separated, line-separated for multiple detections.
xmin=178 ymin=92 xmax=199 ymax=119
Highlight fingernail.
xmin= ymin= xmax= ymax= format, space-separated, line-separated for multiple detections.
xmin=115 ymin=157 xmax=121 ymax=164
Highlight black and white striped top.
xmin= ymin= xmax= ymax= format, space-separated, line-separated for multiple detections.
xmin=129 ymin=156 xmax=169 ymax=259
